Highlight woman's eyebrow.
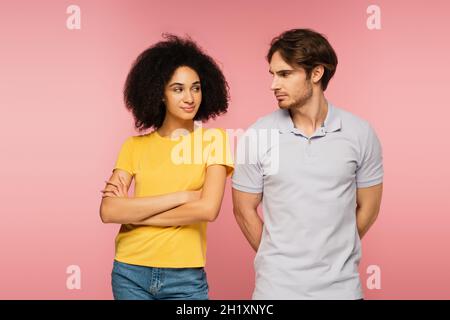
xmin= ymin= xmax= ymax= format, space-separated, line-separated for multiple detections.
xmin=169 ymin=81 xmax=201 ymax=87
xmin=169 ymin=82 xmax=184 ymax=87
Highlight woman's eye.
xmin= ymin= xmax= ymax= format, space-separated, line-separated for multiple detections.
xmin=192 ymin=87 xmax=201 ymax=92
xmin=174 ymin=88 xmax=183 ymax=93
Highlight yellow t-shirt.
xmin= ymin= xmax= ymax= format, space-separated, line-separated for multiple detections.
xmin=112 ymin=126 xmax=234 ymax=268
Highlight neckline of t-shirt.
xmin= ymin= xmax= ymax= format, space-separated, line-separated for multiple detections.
xmin=153 ymin=126 xmax=202 ymax=142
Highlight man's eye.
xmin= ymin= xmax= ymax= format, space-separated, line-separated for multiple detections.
xmin=280 ymin=72 xmax=289 ymax=77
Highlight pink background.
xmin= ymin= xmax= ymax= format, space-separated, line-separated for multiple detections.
xmin=0 ymin=0 xmax=449 ymax=299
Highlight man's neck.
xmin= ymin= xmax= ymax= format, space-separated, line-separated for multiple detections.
xmin=289 ymin=94 xmax=328 ymax=137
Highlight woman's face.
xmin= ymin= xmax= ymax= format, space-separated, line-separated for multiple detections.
xmin=163 ymin=66 xmax=202 ymax=122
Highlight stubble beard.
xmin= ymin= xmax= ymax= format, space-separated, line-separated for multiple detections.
xmin=285 ymin=82 xmax=313 ymax=111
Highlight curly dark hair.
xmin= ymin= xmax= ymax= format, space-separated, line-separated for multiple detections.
xmin=123 ymin=34 xmax=229 ymax=132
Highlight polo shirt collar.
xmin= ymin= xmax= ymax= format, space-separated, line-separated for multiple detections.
xmin=278 ymin=101 xmax=341 ymax=134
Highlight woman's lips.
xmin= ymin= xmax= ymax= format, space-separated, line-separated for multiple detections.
xmin=180 ymin=106 xmax=196 ymax=112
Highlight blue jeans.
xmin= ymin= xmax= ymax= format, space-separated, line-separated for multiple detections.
xmin=111 ymin=260 xmax=209 ymax=300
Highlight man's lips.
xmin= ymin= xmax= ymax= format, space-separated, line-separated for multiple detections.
xmin=275 ymin=94 xmax=288 ymax=100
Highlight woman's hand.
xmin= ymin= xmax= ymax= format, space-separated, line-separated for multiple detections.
xmin=100 ymin=176 xmax=200 ymax=202
xmin=101 ymin=175 xmax=128 ymax=198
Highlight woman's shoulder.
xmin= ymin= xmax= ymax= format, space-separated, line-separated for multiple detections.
xmin=121 ymin=131 xmax=155 ymax=147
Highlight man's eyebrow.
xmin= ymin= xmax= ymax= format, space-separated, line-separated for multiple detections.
xmin=269 ymin=69 xmax=294 ymax=74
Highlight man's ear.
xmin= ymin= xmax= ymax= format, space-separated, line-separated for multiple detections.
xmin=311 ymin=65 xmax=325 ymax=85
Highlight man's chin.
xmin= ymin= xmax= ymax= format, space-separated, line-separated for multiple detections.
xmin=277 ymin=102 xmax=291 ymax=109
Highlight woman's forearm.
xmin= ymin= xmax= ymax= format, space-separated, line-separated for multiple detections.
xmin=100 ymin=191 xmax=193 ymax=224
xmin=134 ymin=198 xmax=217 ymax=227
xmin=130 ymin=165 xmax=228 ymax=227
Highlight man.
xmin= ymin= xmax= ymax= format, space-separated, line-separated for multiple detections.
xmin=232 ymin=29 xmax=383 ymax=300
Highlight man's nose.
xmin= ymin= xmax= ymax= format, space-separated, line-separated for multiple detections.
xmin=271 ymin=77 xmax=280 ymax=91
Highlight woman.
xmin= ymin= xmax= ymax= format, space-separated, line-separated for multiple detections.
xmin=99 ymin=35 xmax=233 ymax=300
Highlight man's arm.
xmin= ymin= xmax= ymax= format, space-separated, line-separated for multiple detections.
xmin=99 ymin=169 xmax=199 ymax=224
xmin=356 ymin=183 xmax=383 ymax=239
xmin=134 ymin=164 xmax=228 ymax=226
xmin=232 ymin=188 xmax=263 ymax=252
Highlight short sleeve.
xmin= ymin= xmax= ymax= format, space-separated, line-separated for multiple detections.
xmin=356 ymin=124 xmax=383 ymax=188
xmin=205 ymin=128 xmax=234 ymax=177
xmin=113 ymin=136 xmax=135 ymax=176
xmin=231 ymin=128 xmax=264 ymax=194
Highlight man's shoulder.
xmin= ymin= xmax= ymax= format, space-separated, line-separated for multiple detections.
xmin=333 ymin=104 xmax=372 ymax=133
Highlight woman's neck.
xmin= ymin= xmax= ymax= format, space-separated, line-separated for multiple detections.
xmin=157 ymin=115 xmax=195 ymax=138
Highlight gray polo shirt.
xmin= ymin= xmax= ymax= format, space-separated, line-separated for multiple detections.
xmin=232 ymin=101 xmax=383 ymax=300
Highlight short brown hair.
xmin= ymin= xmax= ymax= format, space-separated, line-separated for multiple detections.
xmin=267 ymin=28 xmax=338 ymax=91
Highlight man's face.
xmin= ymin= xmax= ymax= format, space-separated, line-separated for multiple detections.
xmin=269 ymin=51 xmax=313 ymax=110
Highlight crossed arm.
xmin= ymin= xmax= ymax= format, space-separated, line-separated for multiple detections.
xmin=99 ymin=165 xmax=228 ymax=226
